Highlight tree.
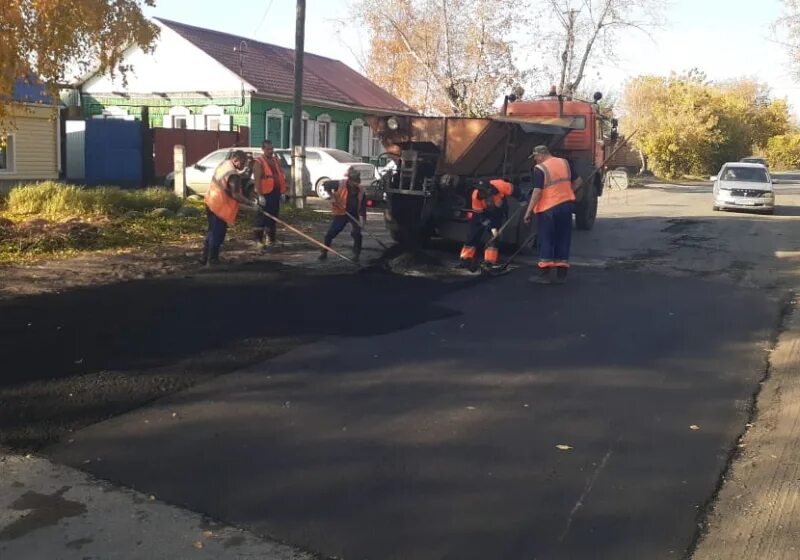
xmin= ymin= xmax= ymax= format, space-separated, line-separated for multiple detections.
xmin=621 ymin=72 xmax=792 ymax=178
xmin=776 ymin=0 xmax=800 ymax=78
xmin=352 ymin=0 xmax=526 ymax=116
xmin=537 ymin=0 xmax=663 ymax=98
xmin=622 ymin=72 xmax=721 ymax=178
xmin=765 ymin=134 xmax=800 ymax=170
xmin=1 ymin=0 xmax=158 ymax=131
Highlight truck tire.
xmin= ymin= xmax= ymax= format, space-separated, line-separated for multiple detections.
xmin=384 ymin=201 xmax=433 ymax=248
xmin=575 ymin=181 xmax=598 ymax=230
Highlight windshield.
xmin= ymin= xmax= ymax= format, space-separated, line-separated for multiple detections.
xmin=721 ymin=166 xmax=769 ymax=183
xmin=325 ymin=149 xmax=362 ymax=163
xmin=198 ymin=151 xmax=227 ymax=168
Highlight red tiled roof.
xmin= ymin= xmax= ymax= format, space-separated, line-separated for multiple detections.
xmin=156 ymin=18 xmax=416 ymax=114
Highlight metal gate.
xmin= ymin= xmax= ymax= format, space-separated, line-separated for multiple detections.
xmin=84 ymin=119 xmax=143 ymax=186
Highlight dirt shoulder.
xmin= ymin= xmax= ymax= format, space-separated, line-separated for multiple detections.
xmin=0 ymin=215 xmax=333 ymax=301
xmin=692 ymin=301 xmax=800 ymax=559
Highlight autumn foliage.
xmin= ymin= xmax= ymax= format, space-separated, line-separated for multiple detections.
xmin=0 ymin=0 xmax=158 ymax=130
xmin=621 ymin=72 xmax=791 ymax=178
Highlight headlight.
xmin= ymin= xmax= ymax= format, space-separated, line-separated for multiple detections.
xmin=761 ymin=192 xmax=774 ymax=198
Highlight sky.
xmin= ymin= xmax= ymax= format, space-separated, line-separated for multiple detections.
xmin=143 ymin=0 xmax=800 ymax=115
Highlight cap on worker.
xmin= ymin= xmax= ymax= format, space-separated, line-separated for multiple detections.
xmin=346 ymin=167 xmax=361 ymax=181
xmin=528 ymin=145 xmax=550 ymax=159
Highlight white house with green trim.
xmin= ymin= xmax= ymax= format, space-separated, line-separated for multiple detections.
xmin=76 ymin=18 xmax=416 ymax=162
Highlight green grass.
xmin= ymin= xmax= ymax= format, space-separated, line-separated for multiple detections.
xmin=0 ymin=182 xmax=327 ymax=265
xmin=5 ymin=182 xmax=183 ymax=218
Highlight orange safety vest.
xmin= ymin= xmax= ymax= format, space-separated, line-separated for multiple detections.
xmin=534 ymin=157 xmax=575 ymax=214
xmin=255 ymin=155 xmax=287 ymax=195
xmin=331 ymin=180 xmax=364 ymax=216
xmin=471 ymin=179 xmax=514 ymax=212
xmin=205 ymin=160 xmax=240 ymax=225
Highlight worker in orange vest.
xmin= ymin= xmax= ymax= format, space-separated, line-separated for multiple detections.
xmin=252 ymin=140 xmax=287 ymax=250
xmin=318 ymin=167 xmax=366 ymax=262
xmin=524 ymin=145 xmax=583 ymax=284
xmin=459 ymin=178 xmax=514 ymax=269
xmin=201 ymin=150 xmax=256 ymax=265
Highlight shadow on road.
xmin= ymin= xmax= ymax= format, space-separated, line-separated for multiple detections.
xmin=44 ymin=267 xmax=782 ymax=560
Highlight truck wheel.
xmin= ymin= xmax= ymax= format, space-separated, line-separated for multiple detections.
xmin=575 ymin=182 xmax=598 ymax=230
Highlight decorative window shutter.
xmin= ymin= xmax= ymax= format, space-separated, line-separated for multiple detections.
xmin=162 ymin=115 xmax=172 ymax=128
xmin=362 ymin=125 xmax=372 ymax=158
xmin=349 ymin=125 xmax=356 ymax=154
xmin=328 ymin=123 xmax=337 ymax=149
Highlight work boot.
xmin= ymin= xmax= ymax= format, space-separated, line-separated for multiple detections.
xmin=198 ymin=241 xmax=209 ymax=265
xmin=555 ymin=267 xmax=569 ymax=284
xmin=528 ymin=268 xmax=553 ymax=285
xmin=207 ymin=247 xmax=221 ymax=266
xmin=318 ymin=250 xmax=328 ymax=261
xmin=252 ymin=228 xmax=264 ymax=247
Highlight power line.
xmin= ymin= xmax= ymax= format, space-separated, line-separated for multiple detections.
xmin=253 ymin=0 xmax=276 ymax=36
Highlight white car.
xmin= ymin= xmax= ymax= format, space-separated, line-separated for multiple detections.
xmin=168 ymin=147 xmax=312 ymax=196
xmin=711 ymin=162 xmax=775 ymax=214
xmin=277 ymin=147 xmax=377 ymax=199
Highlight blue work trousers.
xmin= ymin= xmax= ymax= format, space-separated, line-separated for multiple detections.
xmin=536 ymin=202 xmax=574 ymax=266
xmin=205 ymin=208 xmax=229 ymax=251
xmin=324 ymin=215 xmax=362 ymax=252
xmin=254 ymin=190 xmax=282 ymax=238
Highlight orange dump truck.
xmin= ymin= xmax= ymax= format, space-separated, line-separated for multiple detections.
xmin=367 ymin=92 xmax=617 ymax=246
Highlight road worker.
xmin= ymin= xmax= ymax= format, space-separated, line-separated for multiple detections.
xmin=201 ymin=150 xmax=256 ymax=266
xmin=524 ymin=145 xmax=583 ymax=284
xmin=252 ymin=140 xmax=287 ymax=250
xmin=458 ymin=178 xmax=514 ymax=269
xmin=318 ymin=167 xmax=366 ymax=262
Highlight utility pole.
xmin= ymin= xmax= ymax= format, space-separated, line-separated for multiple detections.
xmin=291 ymin=0 xmax=306 ymax=209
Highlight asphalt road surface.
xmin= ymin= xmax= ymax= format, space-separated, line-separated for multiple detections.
xmin=7 ymin=176 xmax=800 ymax=559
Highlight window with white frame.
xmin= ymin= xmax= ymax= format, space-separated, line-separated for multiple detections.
xmin=167 ymin=106 xmax=190 ymax=129
xmin=317 ymin=114 xmax=332 ymax=148
xmin=350 ymin=119 xmax=364 ymax=157
xmin=265 ymin=109 xmax=285 ymax=148
xmin=372 ymin=136 xmax=382 ymax=158
xmin=202 ymin=105 xmax=224 ymax=131
xmin=0 ymin=135 xmax=13 ymax=172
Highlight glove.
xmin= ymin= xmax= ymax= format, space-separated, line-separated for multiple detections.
xmin=256 ymin=195 xmax=267 ymax=207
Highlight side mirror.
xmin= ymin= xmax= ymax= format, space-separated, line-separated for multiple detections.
xmin=710 ymin=176 xmax=718 ymax=181
xmin=194 ymin=164 xmax=206 ymax=171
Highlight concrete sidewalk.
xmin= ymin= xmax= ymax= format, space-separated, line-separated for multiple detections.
xmin=0 ymin=453 xmax=312 ymax=560
xmin=693 ymin=302 xmax=800 ymax=559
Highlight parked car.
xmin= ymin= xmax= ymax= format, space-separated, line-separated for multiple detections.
xmin=166 ymin=147 xmax=312 ymax=196
xmin=711 ymin=162 xmax=775 ymax=214
xmin=276 ymin=147 xmax=377 ymax=200
xmin=739 ymin=156 xmax=769 ymax=169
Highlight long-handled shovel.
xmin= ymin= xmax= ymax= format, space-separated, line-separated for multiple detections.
xmin=332 ymin=203 xmax=390 ymax=251
xmin=257 ymin=208 xmax=357 ymax=266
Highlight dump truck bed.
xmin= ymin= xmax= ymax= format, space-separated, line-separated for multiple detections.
xmin=367 ymin=115 xmax=579 ymax=178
